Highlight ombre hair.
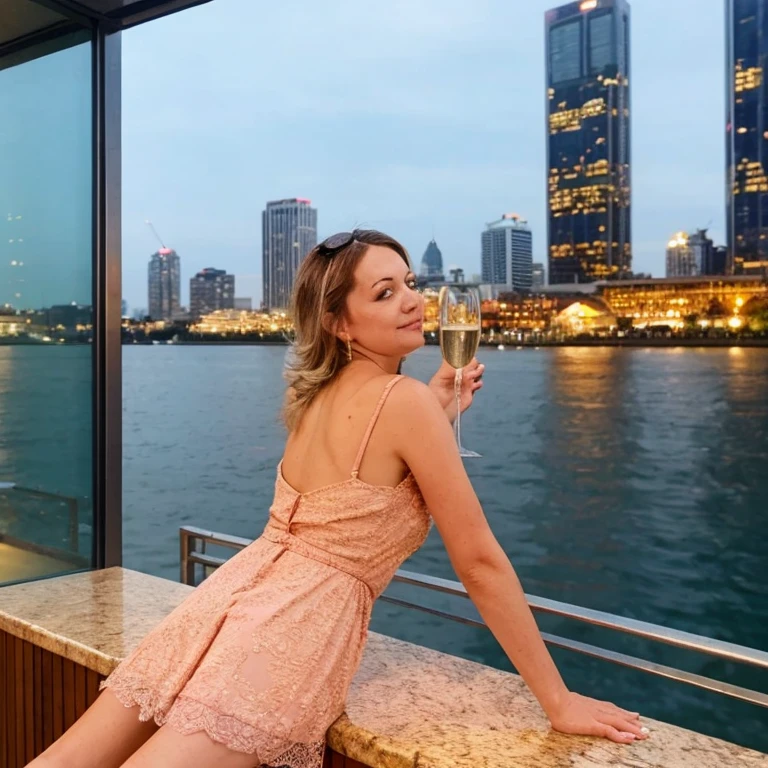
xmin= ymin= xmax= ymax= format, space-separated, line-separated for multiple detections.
xmin=282 ymin=229 xmax=411 ymax=431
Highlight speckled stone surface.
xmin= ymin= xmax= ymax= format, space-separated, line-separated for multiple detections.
xmin=1 ymin=567 xmax=766 ymax=767
xmin=0 ymin=567 xmax=193 ymax=676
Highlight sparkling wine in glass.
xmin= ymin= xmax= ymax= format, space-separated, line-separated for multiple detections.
xmin=438 ymin=286 xmax=481 ymax=458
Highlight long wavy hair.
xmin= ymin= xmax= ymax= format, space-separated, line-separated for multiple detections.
xmin=282 ymin=229 xmax=411 ymax=431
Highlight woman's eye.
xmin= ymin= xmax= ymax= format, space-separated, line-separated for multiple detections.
xmin=407 ymin=279 xmax=420 ymax=292
xmin=377 ymin=288 xmax=393 ymax=300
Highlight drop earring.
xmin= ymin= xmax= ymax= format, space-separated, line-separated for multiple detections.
xmin=346 ymin=337 xmax=353 ymax=362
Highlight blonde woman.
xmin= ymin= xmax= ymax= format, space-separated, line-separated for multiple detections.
xmin=29 ymin=229 xmax=647 ymax=768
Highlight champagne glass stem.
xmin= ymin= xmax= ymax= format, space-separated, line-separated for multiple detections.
xmin=454 ymin=366 xmax=463 ymax=450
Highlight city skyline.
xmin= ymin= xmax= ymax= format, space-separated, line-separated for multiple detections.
xmin=118 ymin=0 xmax=726 ymax=308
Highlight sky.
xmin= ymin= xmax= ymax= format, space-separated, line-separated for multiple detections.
xmin=119 ymin=0 xmax=726 ymax=312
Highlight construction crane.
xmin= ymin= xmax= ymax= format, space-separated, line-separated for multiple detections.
xmin=146 ymin=220 xmax=172 ymax=254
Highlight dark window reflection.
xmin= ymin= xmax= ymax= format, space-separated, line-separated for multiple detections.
xmin=0 ymin=38 xmax=93 ymax=585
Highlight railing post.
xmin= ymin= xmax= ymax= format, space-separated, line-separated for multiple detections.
xmin=180 ymin=529 xmax=193 ymax=585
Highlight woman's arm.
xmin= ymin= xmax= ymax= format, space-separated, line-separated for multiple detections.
xmin=384 ymin=379 xmax=648 ymax=745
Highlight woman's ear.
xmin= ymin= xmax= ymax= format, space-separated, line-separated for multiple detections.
xmin=322 ymin=312 xmax=348 ymax=340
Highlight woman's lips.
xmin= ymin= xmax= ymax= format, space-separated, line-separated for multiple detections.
xmin=399 ymin=318 xmax=423 ymax=331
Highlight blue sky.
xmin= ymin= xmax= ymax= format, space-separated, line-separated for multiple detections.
xmin=120 ymin=0 xmax=725 ymax=311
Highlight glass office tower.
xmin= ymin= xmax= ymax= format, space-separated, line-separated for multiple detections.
xmin=545 ymin=0 xmax=631 ymax=284
xmin=726 ymin=0 xmax=768 ymax=275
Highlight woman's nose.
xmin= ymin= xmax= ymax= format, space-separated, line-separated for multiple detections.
xmin=402 ymin=290 xmax=420 ymax=312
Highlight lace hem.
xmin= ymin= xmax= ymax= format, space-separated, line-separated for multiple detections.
xmin=101 ymin=679 xmax=327 ymax=768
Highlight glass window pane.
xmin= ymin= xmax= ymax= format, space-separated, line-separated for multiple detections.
xmin=589 ymin=12 xmax=613 ymax=75
xmin=0 ymin=39 xmax=93 ymax=585
xmin=550 ymin=19 xmax=582 ymax=84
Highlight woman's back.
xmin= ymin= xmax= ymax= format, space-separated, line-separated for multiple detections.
xmin=281 ymin=370 xmax=412 ymax=494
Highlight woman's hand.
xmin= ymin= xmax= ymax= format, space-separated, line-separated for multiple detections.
xmin=547 ymin=691 xmax=649 ymax=744
xmin=427 ymin=357 xmax=485 ymax=423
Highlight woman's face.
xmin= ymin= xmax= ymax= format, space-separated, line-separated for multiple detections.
xmin=342 ymin=245 xmax=425 ymax=359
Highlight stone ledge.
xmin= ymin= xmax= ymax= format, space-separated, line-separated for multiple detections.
xmin=1 ymin=567 xmax=766 ymax=768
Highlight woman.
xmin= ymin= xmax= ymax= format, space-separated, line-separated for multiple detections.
xmin=28 ymin=230 xmax=647 ymax=768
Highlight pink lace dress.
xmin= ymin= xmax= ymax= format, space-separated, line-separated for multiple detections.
xmin=100 ymin=375 xmax=433 ymax=768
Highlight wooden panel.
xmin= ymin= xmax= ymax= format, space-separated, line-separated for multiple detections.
xmin=7 ymin=633 xmax=16 ymax=767
xmin=33 ymin=644 xmax=43 ymax=756
xmin=24 ymin=642 xmax=34 ymax=760
xmin=0 ymin=630 xmax=107 ymax=766
xmin=62 ymin=656 xmax=76 ymax=731
xmin=0 ymin=629 xmax=6 ymax=768
xmin=74 ymin=662 xmax=87 ymax=720
xmin=321 ymin=749 xmax=372 ymax=768
xmin=51 ymin=653 xmax=64 ymax=740
xmin=41 ymin=644 xmax=53 ymax=751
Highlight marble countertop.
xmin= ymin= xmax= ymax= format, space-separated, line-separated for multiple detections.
xmin=1 ymin=567 xmax=766 ymax=768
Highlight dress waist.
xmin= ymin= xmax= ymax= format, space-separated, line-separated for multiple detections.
xmin=261 ymin=524 xmax=375 ymax=598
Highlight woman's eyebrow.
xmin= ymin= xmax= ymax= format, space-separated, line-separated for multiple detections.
xmin=371 ymin=272 xmax=414 ymax=289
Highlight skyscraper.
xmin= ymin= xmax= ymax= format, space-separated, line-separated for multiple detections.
xmin=666 ymin=232 xmax=697 ymax=278
xmin=545 ymin=0 xmax=631 ymax=284
xmin=726 ymin=0 xmax=768 ymax=275
xmin=420 ymin=239 xmax=444 ymax=281
xmin=190 ymin=268 xmax=235 ymax=318
xmin=531 ymin=262 xmax=547 ymax=289
xmin=148 ymin=248 xmax=180 ymax=321
xmin=262 ymin=198 xmax=317 ymax=310
xmin=481 ymin=214 xmax=533 ymax=292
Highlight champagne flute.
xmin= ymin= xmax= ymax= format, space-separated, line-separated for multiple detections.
xmin=438 ymin=286 xmax=482 ymax=458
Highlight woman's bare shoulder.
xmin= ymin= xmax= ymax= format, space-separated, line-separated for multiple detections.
xmin=386 ymin=375 xmax=445 ymax=422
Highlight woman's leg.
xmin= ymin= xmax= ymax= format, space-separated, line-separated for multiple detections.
xmin=119 ymin=725 xmax=262 ymax=768
xmin=25 ymin=688 xmax=160 ymax=768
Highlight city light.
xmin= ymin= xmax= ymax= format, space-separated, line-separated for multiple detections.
xmin=580 ymin=0 xmax=598 ymax=10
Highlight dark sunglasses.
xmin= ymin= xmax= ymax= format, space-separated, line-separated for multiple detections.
xmin=317 ymin=230 xmax=358 ymax=258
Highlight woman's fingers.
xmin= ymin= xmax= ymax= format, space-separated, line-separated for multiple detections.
xmin=594 ymin=723 xmax=637 ymax=744
xmin=599 ymin=714 xmax=648 ymax=740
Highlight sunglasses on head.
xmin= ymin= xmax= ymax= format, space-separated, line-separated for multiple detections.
xmin=316 ymin=230 xmax=357 ymax=258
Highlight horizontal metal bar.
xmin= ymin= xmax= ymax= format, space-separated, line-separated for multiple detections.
xmin=180 ymin=525 xmax=251 ymax=550
xmin=379 ymin=595 xmax=768 ymax=709
xmin=187 ymin=552 xmax=227 ymax=569
xmin=392 ymin=568 xmax=768 ymax=672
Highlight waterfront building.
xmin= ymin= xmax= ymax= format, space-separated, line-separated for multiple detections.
xmin=666 ymin=232 xmax=697 ymax=278
xmin=189 ymin=267 xmax=235 ymax=318
xmin=481 ymin=214 xmax=533 ymax=291
xmin=148 ymin=248 xmax=181 ymax=321
xmin=189 ymin=309 xmax=293 ymax=335
xmin=546 ymin=0 xmax=631 ymax=283
xmin=262 ymin=198 xmax=317 ymax=311
xmin=532 ymin=262 xmax=547 ymax=289
xmin=478 ymin=276 xmax=768 ymax=336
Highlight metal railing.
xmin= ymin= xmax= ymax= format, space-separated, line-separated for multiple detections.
xmin=179 ymin=524 xmax=768 ymax=709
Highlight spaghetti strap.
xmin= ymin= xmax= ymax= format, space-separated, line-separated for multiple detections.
xmin=350 ymin=375 xmax=404 ymax=479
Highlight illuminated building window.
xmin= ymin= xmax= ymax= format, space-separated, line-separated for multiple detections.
xmin=734 ymin=65 xmax=763 ymax=93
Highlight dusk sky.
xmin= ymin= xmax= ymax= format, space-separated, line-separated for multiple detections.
xmin=119 ymin=0 xmax=725 ymax=311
